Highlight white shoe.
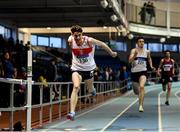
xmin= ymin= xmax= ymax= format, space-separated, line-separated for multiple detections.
xmin=139 ymin=105 xmax=144 ymax=112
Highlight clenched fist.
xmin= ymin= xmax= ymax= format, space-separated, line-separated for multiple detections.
xmin=111 ymin=52 xmax=117 ymax=58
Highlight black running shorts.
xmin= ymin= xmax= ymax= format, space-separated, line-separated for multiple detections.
xmin=72 ymin=70 xmax=94 ymax=81
xmin=131 ymin=71 xmax=147 ymax=83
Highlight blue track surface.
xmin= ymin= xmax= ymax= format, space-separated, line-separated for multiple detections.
xmin=36 ymin=82 xmax=180 ymax=132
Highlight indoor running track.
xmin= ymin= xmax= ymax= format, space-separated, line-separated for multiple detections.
xmin=35 ymin=82 xmax=180 ymax=132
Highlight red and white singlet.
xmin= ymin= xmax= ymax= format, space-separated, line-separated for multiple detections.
xmin=68 ymin=35 xmax=96 ymax=71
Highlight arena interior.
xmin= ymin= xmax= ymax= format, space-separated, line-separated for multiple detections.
xmin=0 ymin=0 xmax=180 ymax=131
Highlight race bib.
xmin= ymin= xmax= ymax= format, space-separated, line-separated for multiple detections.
xmin=78 ymin=57 xmax=88 ymax=63
xmin=137 ymin=59 xmax=145 ymax=65
xmin=76 ymin=54 xmax=89 ymax=64
xmin=163 ymin=66 xmax=170 ymax=71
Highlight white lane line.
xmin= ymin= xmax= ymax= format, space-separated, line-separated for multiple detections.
xmin=100 ymin=86 xmax=159 ymax=132
xmin=42 ymin=85 xmax=159 ymax=132
xmin=175 ymin=90 xmax=180 ymax=100
xmin=157 ymin=84 xmax=180 ymax=132
xmin=158 ymin=91 xmax=163 ymax=132
xmin=42 ymin=90 xmax=134 ymax=131
xmin=100 ymin=98 xmax=138 ymax=132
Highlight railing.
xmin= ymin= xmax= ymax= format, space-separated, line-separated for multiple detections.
xmin=0 ymin=78 xmax=129 ymax=131
xmin=1 ymin=69 xmax=179 ymax=131
xmin=126 ymin=3 xmax=180 ymax=28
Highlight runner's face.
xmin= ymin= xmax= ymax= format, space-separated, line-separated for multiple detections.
xmin=165 ymin=51 xmax=170 ymax=58
xmin=73 ymin=32 xmax=82 ymax=43
xmin=137 ymin=39 xmax=144 ymax=48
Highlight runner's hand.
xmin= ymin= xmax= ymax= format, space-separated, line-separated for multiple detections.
xmin=151 ymin=67 xmax=156 ymax=71
xmin=111 ymin=52 xmax=117 ymax=58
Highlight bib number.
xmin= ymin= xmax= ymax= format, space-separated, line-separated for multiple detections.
xmin=137 ymin=60 xmax=145 ymax=65
xmin=163 ymin=67 xmax=170 ymax=71
xmin=78 ymin=58 xmax=88 ymax=63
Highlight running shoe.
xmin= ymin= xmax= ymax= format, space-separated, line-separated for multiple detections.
xmin=66 ymin=112 xmax=75 ymax=121
xmin=139 ymin=105 xmax=144 ymax=112
xmin=91 ymin=88 xmax=96 ymax=96
xmin=165 ymin=101 xmax=169 ymax=105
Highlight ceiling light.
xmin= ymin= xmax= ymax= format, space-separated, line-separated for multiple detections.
xmin=110 ymin=14 xmax=118 ymax=22
xmin=100 ymin=0 xmax=108 ymax=8
xmin=160 ymin=37 xmax=166 ymax=43
xmin=46 ymin=27 xmax=51 ymax=30
xmin=128 ymin=33 xmax=134 ymax=40
xmin=122 ymin=31 xmax=127 ymax=36
xmin=118 ymin=25 xmax=123 ymax=30
xmin=103 ymin=26 xmax=108 ymax=29
xmin=167 ymin=35 xmax=171 ymax=39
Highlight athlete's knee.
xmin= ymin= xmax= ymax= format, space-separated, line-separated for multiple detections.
xmin=73 ymin=81 xmax=80 ymax=88
xmin=133 ymin=88 xmax=139 ymax=95
xmin=167 ymin=86 xmax=171 ymax=91
xmin=85 ymin=79 xmax=93 ymax=88
xmin=132 ymin=82 xmax=139 ymax=95
xmin=73 ymin=86 xmax=80 ymax=92
xmin=86 ymin=84 xmax=91 ymax=89
xmin=139 ymin=86 xmax=144 ymax=90
xmin=139 ymin=82 xmax=145 ymax=88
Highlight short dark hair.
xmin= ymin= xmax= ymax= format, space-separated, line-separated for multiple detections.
xmin=71 ymin=25 xmax=83 ymax=33
xmin=164 ymin=50 xmax=171 ymax=54
xmin=136 ymin=36 xmax=144 ymax=42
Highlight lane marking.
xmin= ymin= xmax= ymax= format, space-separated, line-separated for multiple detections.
xmin=175 ymin=90 xmax=180 ymax=100
xmin=42 ymin=90 xmax=134 ymax=131
xmin=100 ymin=86 xmax=159 ymax=132
xmin=100 ymin=98 xmax=138 ymax=132
xmin=42 ymin=84 xmax=162 ymax=131
xmin=158 ymin=91 xmax=163 ymax=132
xmin=158 ymin=84 xmax=180 ymax=132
